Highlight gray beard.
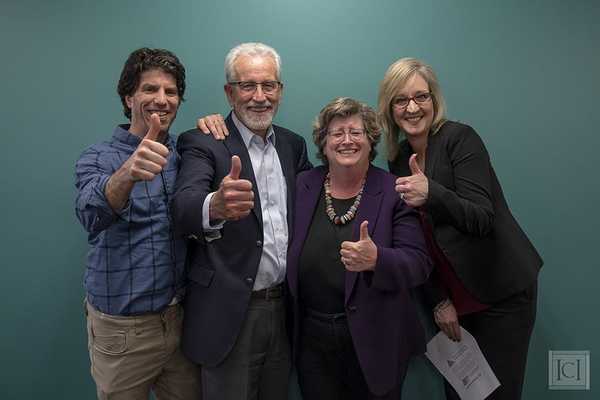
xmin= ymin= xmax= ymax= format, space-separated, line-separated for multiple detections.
xmin=238 ymin=110 xmax=274 ymax=132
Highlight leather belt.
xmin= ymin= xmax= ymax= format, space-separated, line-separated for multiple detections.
xmin=251 ymin=283 xmax=284 ymax=300
xmin=304 ymin=307 xmax=346 ymax=322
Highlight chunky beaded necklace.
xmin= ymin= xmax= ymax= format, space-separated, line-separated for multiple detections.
xmin=324 ymin=172 xmax=366 ymax=225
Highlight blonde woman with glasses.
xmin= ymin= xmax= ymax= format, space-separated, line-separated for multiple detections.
xmin=380 ymin=57 xmax=542 ymax=400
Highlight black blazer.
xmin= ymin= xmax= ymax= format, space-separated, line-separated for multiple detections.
xmin=172 ymin=113 xmax=311 ymax=366
xmin=389 ymin=121 xmax=542 ymax=304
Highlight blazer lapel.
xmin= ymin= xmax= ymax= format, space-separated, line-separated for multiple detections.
xmin=273 ymin=129 xmax=296 ymax=230
xmin=223 ymin=114 xmax=262 ymax=227
xmin=425 ymin=130 xmax=440 ymax=178
xmin=345 ymin=166 xmax=383 ymax=305
xmin=288 ymin=168 xmax=326 ymax=298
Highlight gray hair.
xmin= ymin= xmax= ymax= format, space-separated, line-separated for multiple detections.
xmin=224 ymin=42 xmax=282 ymax=82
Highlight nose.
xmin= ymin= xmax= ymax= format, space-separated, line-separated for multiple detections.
xmin=341 ymin=131 xmax=353 ymax=144
xmin=406 ymin=98 xmax=419 ymax=113
xmin=252 ymin=85 xmax=267 ymax=102
xmin=155 ymin=89 xmax=167 ymax=105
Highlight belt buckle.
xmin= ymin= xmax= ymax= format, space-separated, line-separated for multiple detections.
xmin=265 ymin=284 xmax=281 ymax=300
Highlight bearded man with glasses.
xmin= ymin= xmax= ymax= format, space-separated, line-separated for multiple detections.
xmin=172 ymin=42 xmax=312 ymax=400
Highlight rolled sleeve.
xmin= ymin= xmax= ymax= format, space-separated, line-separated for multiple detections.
xmin=75 ymin=149 xmax=130 ymax=233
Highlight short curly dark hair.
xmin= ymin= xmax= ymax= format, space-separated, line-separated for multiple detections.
xmin=312 ymin=97 xmax=381 ymax=164
xmin=117 ymin=48 xmax=186 ymax=119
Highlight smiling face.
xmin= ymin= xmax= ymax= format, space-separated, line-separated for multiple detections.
xmin=224 ymin=54 xmax=282 ymax=137
xmin=392 ymin=72 xmax=434 ymax=139
xmin=125 ymin=69 xmax=180 ymax=139
xmin=324 ymin=114 xmax=371 ymax=172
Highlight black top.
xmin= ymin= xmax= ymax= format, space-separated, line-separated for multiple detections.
xmin=388 ymin=120 xmax=542 ymax=303
xmin=298 ymin=188 xmax=355 ymax=313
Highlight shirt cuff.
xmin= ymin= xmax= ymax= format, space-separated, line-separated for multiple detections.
xmin=89 ymin=175 xmax=131 ymax=229
xmin=202 ymin=192 xmax=225 ymax=231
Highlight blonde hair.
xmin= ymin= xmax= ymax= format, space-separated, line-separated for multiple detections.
xmin=378 ymin=57 xmax=447 ymax=160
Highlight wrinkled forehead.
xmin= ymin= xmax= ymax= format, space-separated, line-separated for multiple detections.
xmin=232 ymin=54 xmax=278 ymax=80
xmin=328 ymin=114 xmax=364 ymax=130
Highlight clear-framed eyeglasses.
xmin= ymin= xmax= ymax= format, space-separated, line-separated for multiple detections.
xmin=228 ymin=80 xmax=282 ymax=94
xmin=327 ymin=128 xmax=366 ymax=142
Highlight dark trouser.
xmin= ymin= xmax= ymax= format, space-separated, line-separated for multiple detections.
xmin=297 ymin=308 xmax=403 ymax=400
xmin=445 ymin=282 xmax=538 ymax=400
xmin=201 ymin=295 xmax=290 ymax=400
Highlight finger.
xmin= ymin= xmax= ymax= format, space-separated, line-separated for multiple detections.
xmin=145 ymin=113 xmax=161 ymax=141
xmin=131 ymin=169 xmax=156 ymax=181
xmin=208 ymin=114 xmax=228 ymax=139
xmin=395 ymin=183 xmax=410 ymax=194
xmin=442 ymin=324 xmax=455 ymax=340
xmin=340 ymin=241 xmax=355 ymax=251
xmin=228 ymin=201 xmax=255 ymax=213
xmin=340 ymin=248 xmax=353 ymax=258
xmin=132 ymin=161 xmax=162 ymax=179
xmin=395 ymin=176 xmax=410 ymax=186
xmin=197 ymin=117 xmax=211 ymax=134
xmin=137 ymin=147 xmax=167 ymax=167
xmin=228 ymin=155 xmax=242 ymax=180
xmin=359 ymin=221 xmax=370 ymax=241
xmin=144 ymin=140 xmax=169 ymax=158
xmin=218 ymin=114 xmax=230 ymax=136
xmin=223 ymin=178 xmax=253 ymax=192
xmin=452 ymin=322 xmax=462 ymax=341
xmin=209 ymin=118 xmax=224 ymax=140
xmin=223 ymin=190 xmax=254 ymax=202
xmin=409 ymin=153 xmax=423 ymax=175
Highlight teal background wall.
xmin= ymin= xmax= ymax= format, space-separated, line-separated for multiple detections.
xmin=2 ymin=0 xmax=598 ymax=398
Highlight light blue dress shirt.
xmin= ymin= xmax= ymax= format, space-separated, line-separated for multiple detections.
xmin=202 ymin=112 xmax=288 ymax=290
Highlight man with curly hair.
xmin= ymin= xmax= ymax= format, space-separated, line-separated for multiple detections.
xmin=75 ymin=48 xmax=201 ymax=399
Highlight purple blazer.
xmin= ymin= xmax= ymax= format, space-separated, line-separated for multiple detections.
xmin=287 ymin=165 xmax=432 ymax=396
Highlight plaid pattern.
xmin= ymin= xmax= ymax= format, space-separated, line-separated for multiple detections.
xmin=75 ymin=125 xmax=186 ymax=315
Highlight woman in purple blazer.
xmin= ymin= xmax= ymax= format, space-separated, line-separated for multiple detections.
xmin=286 ymin=97 xmax=432 ymax=399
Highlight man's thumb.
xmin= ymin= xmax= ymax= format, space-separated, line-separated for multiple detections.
xmin=145 ymin=113 xmax=161 ymax=141
xmin=228 ymin=155 xmax=242 ymax=180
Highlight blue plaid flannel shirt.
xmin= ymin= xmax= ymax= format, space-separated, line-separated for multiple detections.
xmin=75 ymin=125 xmax=187 ymax=315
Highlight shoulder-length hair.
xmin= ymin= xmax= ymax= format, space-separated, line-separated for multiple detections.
xmin=377 ymin=57 xmax=447 ymax=161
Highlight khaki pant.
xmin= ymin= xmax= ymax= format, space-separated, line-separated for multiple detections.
xmin=85 ymin=300 xmax=201 ymax=400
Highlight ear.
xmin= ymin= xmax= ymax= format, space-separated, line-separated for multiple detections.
xmin=125 ymin=95 xmax=133 ymax=109
xmin=224 ymin=84 xmax=234 ymax=107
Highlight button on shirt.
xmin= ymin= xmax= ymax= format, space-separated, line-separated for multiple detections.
xmin=75 ymin=125 xmax=186 ymax=315
xmin=202 ymin=113 xmax=288 ymax=290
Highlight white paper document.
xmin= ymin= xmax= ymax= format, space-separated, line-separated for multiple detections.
xmin=425 ymin=327 xmax=500 ymax=400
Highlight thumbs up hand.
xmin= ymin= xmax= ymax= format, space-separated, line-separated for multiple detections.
xmin=127 ymin=113 xmax=170 ymax=182
xmin=209 ymin=155 xmax=254 ymax=221
xmin=395 ymin=153 xmax=428 ymax=207
xmin=340 ymin=221 xmax=378 ymax=271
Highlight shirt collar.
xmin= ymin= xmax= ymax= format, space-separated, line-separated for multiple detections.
xmin=113 ymin=124 xmax=175 ymax=149
xmin=231 ymin=112 xmax=276 ymax=149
